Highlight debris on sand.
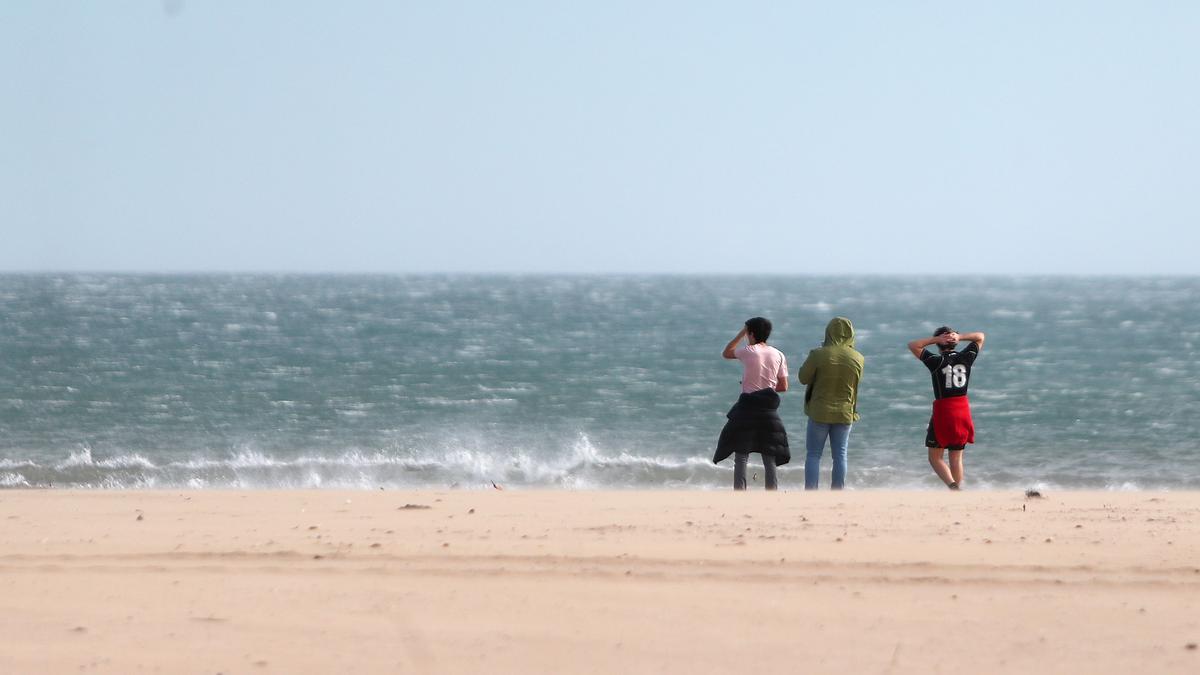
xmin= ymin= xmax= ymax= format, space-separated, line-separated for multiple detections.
xmin=399 ymin=504 xmax=431 ymax=510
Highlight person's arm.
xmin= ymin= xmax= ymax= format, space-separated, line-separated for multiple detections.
xmin=775 ymin=352 xmax=790 ymax=392
xmin=907 ymin=333 xmax=956 ymax=359
xmin=958 ymin=331 xmax=985 ymax=350
xmin=797 ymin=351 xmax=816 ymax=385
xmin=722 ymin=327 xmax=747 ymax=360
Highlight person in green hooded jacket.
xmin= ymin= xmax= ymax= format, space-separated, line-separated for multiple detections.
xmin=797 ymin=317 xmax=864 ymax=490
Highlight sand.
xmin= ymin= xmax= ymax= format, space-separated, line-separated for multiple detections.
xmin=1 ymin=489 xmax=1198 ymax=674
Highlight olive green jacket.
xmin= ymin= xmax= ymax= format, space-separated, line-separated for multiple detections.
xmin=797 ymin=317 xmax=864 ymax=424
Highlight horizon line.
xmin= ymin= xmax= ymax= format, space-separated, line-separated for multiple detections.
xmin=0 ymin=269 xmax=1195 ymax=279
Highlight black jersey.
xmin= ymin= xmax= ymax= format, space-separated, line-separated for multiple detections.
xmin=921 ymin=342 xmax=979 ymax=399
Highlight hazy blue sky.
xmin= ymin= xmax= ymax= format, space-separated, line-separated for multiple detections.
xmin=3 ymin=2 xmax=1197 ymax=274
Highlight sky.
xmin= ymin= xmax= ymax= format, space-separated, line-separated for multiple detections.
xmin=2 ymin=1 xmax=1198 ymax=274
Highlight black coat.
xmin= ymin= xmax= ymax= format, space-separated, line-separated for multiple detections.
xmin=713 ymin=388 xmax=790 ymax=466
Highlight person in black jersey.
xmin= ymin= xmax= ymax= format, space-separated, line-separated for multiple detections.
xmin=907 ymin=327 xmax=986 ymax=490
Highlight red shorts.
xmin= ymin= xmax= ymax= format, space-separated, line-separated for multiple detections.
xmin=927 ymin=396 xmax=974 ymax=450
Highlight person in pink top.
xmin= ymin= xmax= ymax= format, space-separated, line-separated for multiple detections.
xmin=713 ymin=317 xmax=791 ymax=490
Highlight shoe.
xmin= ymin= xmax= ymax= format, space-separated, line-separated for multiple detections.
xmin=948 ymin=482 xmax=960 ymax=491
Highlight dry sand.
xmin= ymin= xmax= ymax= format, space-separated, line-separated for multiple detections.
xmin=1 ymin=489 xmax=1198 ymax=674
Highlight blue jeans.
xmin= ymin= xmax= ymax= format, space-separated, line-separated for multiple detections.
xmin=805 ymin=420 xmax=852 ymax=490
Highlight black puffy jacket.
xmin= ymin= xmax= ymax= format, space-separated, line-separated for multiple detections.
xmin=712 ymin=388 xmax=790 ymax=466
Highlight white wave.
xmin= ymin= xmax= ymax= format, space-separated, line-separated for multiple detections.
xmin=57 ymin=447 xmax=95 ymax=468
xmin=180 ymin=449 xmax=285 ymax=469
xmin=0 ymin=458 xmax=39 ymax=469
xmin=96 ymin=454 xmax=157 ymax=469
xmin=990 ymin=308 xmax=1034 ymax=319
xmin=476 ymin=384 xmax=537 ymax=394
xmin=54 ymin=447 xmax=157 ymax=470
xmin=1108 ymin=482 xmax=1144 ymax=491
xmin=0 ymin=473 xmax=30 ymax=487
xmin=417 ymin=397 xmax=518 ymax=406
xmin=14 ymin=433 xmax=1199 ymax=492
xmin=886 ymin=402 xmax=929 ymax=412
xmin=122 ymin=435 xmax=736 ymax=490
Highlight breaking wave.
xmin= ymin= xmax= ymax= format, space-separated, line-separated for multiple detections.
xmin=0 ymin=436 xmax=1176 ymax=492
xmin=0 ymin=436 xmax=738 ymax=490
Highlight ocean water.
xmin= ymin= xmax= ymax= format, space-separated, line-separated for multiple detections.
xmin=0 ymin=274 xmax=1197 ymax=491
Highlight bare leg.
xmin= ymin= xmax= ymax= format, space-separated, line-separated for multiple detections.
xmin=927 ymin=447 xmax=955 ymax=487
xmin=949 ymin=450 xmax=964 ymax=487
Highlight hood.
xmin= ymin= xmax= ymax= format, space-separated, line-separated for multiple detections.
xmin=823 ymin=317 xmax=855 ymax=348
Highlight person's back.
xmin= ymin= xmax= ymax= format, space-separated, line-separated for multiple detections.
xmin=798 ymin=317 xmax=864 ymax=424
xmin=713 ymin=317 xmax=790 ymax=490
xmin=736 ymin=342 xmax=788 ymax=394
xmin=907 ymin=326 xmax=986 ymax=490
xmin=797 ymin=317 xmax=864 ymax=490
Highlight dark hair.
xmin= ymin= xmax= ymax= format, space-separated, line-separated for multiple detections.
xmin=933 ymin=325 xmax=956 ymax=351
xmin=745 ymin=317 xmax=772 ymax=343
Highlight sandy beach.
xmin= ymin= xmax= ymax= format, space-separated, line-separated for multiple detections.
xmin=1 ymin=489 xmax=1198 ymax=674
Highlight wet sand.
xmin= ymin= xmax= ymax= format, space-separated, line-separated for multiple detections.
xmin=1 ymin=489 xmax=1198 ymax=674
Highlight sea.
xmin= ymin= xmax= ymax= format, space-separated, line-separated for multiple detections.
xmin=0 ymin=274 xmax=1196 ymax=491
